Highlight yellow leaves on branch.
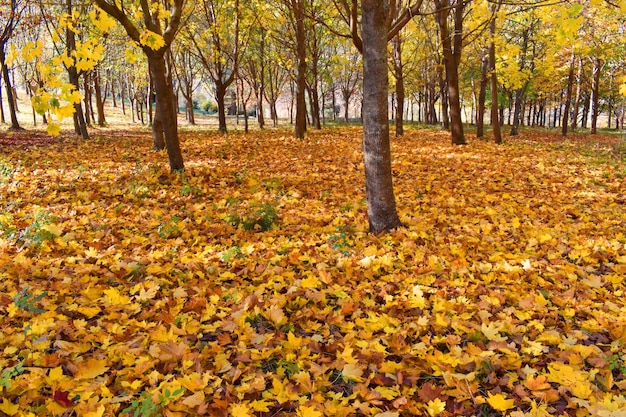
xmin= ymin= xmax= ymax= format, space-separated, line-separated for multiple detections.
xmin=89 ymin=6 xmax=117 ymax=32
xmin=140 ymin=30 xmax=166 ymax=51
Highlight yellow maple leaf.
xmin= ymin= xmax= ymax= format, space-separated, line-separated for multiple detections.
xmin=297 ymin=405 xmax=322 ymax=417
xmin=75 ymin=358 xmax=109 ymax=379
xmin=486 ymin=393 xmax=515 ymax=411
xmin=481 ymin=322 xmax=507 ymax=342
xmin=250 ymin=399 xmax=273 ymax=412
xmin=230 ymin=402 xmax=253 ymax=417
xmin=0 ymin=398 xmax=19 ymax=416
xmin=300 ymin=275 xmax=319 ymax=289
xmin=426 ymin=398 xmax=446 ymax=417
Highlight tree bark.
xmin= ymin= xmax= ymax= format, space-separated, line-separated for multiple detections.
xmin=571 ymin=56 xmax=583 ymax=130
xmin=393 ymin=35 xmax=405 ymax=137
xmin=148 ymin=55 xmax=183 ymax=170
xmin=215 ymin=83 xmax=228 ymax=133
xmin=476 ymin=47 xmax=488 ymax=138
xmin=94 ymin=68 xmax=106 ymax=126
xmin=435 ymin=0 xmax=465 ymax=144
xmin=292 ymin=0 xmax=307 ymax=138
xmin=561 ymin=53 xmax=576 ymax=136
xmin=510 ymin=27 xmax=530 ymax=136
xmin=590 ymin=57 xmax=601 ymax=134
xmin=66 ymin=0 xmax=88 ymax=139
xmin=489 ymin=9 xmax=501 ymax=144
xmin=362 ymin=0 xmax=401 ymax=235
xmin=0 ymin=46 xmax=20 ymax=129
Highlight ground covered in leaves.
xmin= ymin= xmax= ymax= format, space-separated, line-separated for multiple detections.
xmin=1 ymin=127 xmax=625 ymax=417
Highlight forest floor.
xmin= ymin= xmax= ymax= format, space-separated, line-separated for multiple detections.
xmin=1 ymin=126 xmax=625 ymax=416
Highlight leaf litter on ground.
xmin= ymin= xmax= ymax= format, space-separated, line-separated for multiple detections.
xmin=0 ymin=127 xmax=625 ymax=416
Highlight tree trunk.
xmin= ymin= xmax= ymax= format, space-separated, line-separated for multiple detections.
xmin=393 ymin=35 xmax=404 ymax=137
xmin=362 ymin=0 xmax=401 ymax=235
xmin=185 ymin=88 xmax=195 ymax=125
xmin=590 ymin=57 xmax=601 ymax=134
xmin=216 ymin=83 xmax=227 ymax=133
xmin=152 ymin=97 xmax=165 ymax=150
xmin=0 ymin=46 xmax=20 ymax=129
xmin=476 ymin=47 xmax=488 ymax=138
xmin=293 ymin=0 xmax=307 ymax=139
xmin=489 ymin=10 xmax=501 ymax=144
xmin=66 ymin=0 xmax=89 ymax=139
xmin=571 ymin=56 xmax=583 ymax=130
xmin=561 ymin=53 xmax=576 ymax=136
xmin=94 ymin=69 xmax=106 ymax=126
xmin=148 ymin=55 xmax=184 ymax=171
xmin=439 ymin=69 xmax=449 ymax=129
xmin=436 ymin=0 xmax=465 ymax=144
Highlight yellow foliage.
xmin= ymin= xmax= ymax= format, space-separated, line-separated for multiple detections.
xmin=140 ymin=30 xmax=166 ymax=51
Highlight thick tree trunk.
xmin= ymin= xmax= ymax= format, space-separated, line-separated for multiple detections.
xmin=293 ymin=0 xmax=307 ymax=138
xmin=393 ymin=35 xmax=404 ymax=137
xmin=0 ymin=46 xmax=20 ymax=129
xmin=476 ymin=47 xmax=488 ymax=138
xmin=590 ymin=57 xmax=601 ymax=134
xmin=152 ymin=98 xmax=165 ymax=150
xmin=362 ymin=0 xmax=401 ymax=235
xmin=436 ymin=0 xmax=465 ymax=144
xmin=562 ymin=53 xmax=576 ymax=136
xmin=148 ymin=55 xmax=184 ymax=171
xmin=216 ymin=83 xmax=227 ymax=133
xmin=489 ymin=11 xmax=501 ymax=144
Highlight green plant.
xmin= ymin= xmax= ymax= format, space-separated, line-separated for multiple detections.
xmin=201 ymin=100 xmax=217 ymax=114
xmin=13 ymin=288 xmax=47 ymax=314
xmin=0 ymin=160 xmax=13 ymax=182
xmin=180 ymin=183 xmax=201 ymax=197
xmin=157 ymin=216 xmax=181 ymax=238
xmin=18 ymin=211 xmax=58 ymax=248
xmin=221 ymin=245 xmax=243 ymax=262
xmin=0 ymin=362 xmax=24 ymax=389
xmin=226 ymin=201 xmax=279 ymax=231
xmin=122 ymin=390 xmax=161 ymax=417
xmin=607 ymin=352 xmax=626 ymax=375
xmin=329 ymin=226 xmax=353 ymax=256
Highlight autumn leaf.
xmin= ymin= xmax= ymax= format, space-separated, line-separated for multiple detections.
xmin=75 ymin=358 xmax=109 ymax=379
xmin=426 ymin=398 xmax=446 ymax=416
xmin=486 ymin=393 xmax=515 ymax=411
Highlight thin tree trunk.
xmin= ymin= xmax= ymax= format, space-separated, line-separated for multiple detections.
xmin=476 ymin=47 xmax=488 ymax=138
xmin=489 ymin=8 xmax=501 ymax=144
xmin=590 ymin=57 xmax=601 ymax=134
xmin=0 ymin=47 xmax=19 ymax=129
xmin=94 ymin=69 xmax=106 ymax=126
xmin=393 ymin=35 xmax=405 ymax=137
xmin=293 ymin=0 xmax=307 ymax=139
xmin=562 ymin=53 xmax=576 ymax=136
xmin=66 ymin=0 xmax=88 ymax=139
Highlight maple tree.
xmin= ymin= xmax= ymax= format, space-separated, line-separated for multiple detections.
xmin=0 ymin=0 xmax=24 ymax=130
xmin=93 ymin=0 xmax=186 ymax=171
